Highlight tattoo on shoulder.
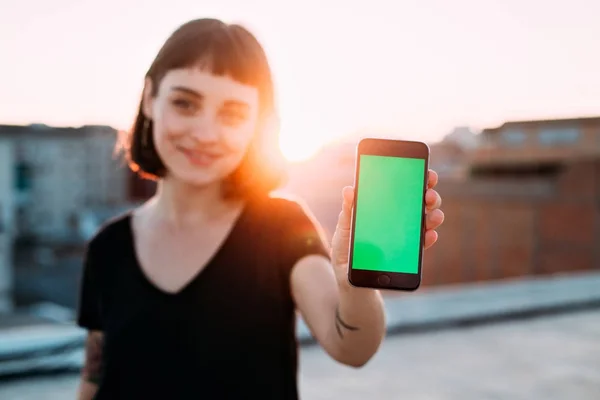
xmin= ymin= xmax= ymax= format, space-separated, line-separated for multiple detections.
xmin=335 ymin=306 xmax=360 ymax=339
xmin=82 ymin=332 xmax=104 ymax=385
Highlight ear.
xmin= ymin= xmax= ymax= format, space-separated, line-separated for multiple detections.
xmin=142 ymin=78 xmax=154 ymax=120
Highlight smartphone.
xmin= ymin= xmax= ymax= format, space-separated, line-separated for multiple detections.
xmin=347 ymin=138 xmax=429 ymax=291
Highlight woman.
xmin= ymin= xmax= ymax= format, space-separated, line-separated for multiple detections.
xmin=76 ymin=18 xmax=445 ymax=399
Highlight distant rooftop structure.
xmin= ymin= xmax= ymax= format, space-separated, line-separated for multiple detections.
xmin=29 ymin=123 xmax=50 ymax=130
xmin=469 ymin=115 xmax=600 ymax=171
xmin=482 ymin=115 xmax=600 ymax=134
xmin=0 ymin=123 xmax=116 ymax=137
xmin=442 ymin=126 xmax=480 ymax=149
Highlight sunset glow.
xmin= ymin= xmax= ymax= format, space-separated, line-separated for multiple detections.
xmin=0 ymin=0 xmax=599 ymax=151
xmin=278 ymin=119 xmax=336 ymax=162
xmin=279 ymin=135 xmax=323 ymax=162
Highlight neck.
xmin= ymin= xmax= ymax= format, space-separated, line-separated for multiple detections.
xmin=152 ymin=177 xmax=238 ymax=226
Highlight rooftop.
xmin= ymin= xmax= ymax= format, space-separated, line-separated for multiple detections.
xmin=0 ymin=124 xmax=116 ymax=138
xmin=483 ymin=115 xmax=600 ymax=134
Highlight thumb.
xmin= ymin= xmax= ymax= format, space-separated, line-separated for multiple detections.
xmin=331 ymin=186 xmax=354 ymax=266
xmin=337 ymin=186 xmax=355 ymax=231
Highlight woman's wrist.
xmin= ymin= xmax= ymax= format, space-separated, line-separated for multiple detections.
xmin=336 ymin=267 xmax=377 ymax=297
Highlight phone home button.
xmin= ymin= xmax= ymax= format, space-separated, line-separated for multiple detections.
xmin=378 ymin=274 xmax=391 ymax=286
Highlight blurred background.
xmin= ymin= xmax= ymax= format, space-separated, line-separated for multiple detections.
xmin=0 ymin=0 xmax=599 ymax=399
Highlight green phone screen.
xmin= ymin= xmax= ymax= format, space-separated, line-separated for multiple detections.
xmin=351 ymin=154 xmax=426 ymax=274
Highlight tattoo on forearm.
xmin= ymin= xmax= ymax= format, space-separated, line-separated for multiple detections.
xmin=335 ymin=306 xmax=360 ymax=339
xmin=82 ymin=333 xmax=103 ymax=385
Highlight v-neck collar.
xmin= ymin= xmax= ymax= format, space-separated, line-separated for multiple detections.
xmin=125 ymin=202 xmax=250 ymax=298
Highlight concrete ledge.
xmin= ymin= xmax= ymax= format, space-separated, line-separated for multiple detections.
xmin=2 ymin=271 xmax=600 ymax=377
xmin=297 ymin=271 xmax=600 ymax=345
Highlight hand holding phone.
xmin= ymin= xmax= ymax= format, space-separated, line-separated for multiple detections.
xmin=345 ymin=138 xmax=440 ymax=291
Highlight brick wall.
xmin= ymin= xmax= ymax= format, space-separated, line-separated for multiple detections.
xmin=294 ymin=158 xmax=600 ymax=288
xmin=421 ymin=159 xmax=600 ymax=287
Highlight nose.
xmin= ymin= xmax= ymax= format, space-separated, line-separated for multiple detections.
xmin=189 ymin=114 xmax=219 ymax=143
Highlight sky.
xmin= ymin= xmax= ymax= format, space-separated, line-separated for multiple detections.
xmin=0 ymin=0 xmax=599 ymax=160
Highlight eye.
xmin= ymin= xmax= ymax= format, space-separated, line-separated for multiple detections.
xmin=219 ymin=110 xmax=246 ymax=126
xmin=172 ymin=99 xmax=198 ymax=113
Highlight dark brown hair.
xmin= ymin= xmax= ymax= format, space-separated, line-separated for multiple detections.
xmin=117 ymin=18 xmax=286 ymax=199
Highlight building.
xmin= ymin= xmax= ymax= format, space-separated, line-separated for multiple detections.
xmin=468 ymin=116 xmax=600 ymax=176
xmin=0 ymin=124 xmax=130 ymax=241
xmin=427 ymin=126 xmax=480 ymax=179
xmin=442 ymin=126 xmax=480 ymax=149
xmin=420 ymin=115 xmax=600 ymax=287
xmin=0 ymin=139 xmax=16 ymax=312
xmin=286 ymin=116 xmax=600 ymax=287
xmin=429 ymin=140 xmax=469 ymax=179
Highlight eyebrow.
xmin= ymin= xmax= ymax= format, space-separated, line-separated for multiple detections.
xmin=171 ymin=85 xmax=250 ymax=109
xmin=171 ymin=85 xmax=203 ymax=99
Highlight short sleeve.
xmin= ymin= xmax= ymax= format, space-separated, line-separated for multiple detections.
xmin=77 ymin=242 xmax=103 ymax=331
xmin=278 ymin=198 xmax=331 ymax=268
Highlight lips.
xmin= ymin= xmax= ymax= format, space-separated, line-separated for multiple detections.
xmin=177 ymin=146 xmax=222 ymax=167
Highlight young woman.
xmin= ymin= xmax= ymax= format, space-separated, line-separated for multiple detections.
xmin=76 ymin=18 xmax=445 ymax=400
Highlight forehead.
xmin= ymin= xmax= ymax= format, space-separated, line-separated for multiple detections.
xmin=159 ymin=68 xmax=259 ymax=107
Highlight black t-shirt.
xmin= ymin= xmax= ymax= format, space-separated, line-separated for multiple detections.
xmin=77 ymin=195 xmax=331 ymax=400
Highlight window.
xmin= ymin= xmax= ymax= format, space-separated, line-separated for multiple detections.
xmin=501 ymin=129 xmax=526 ymax=146
xmin=15 ymin=162 xmax=33 ymax=191
xmin=15 ymin=207 xmax=28 ymax=235
xmin=538 ymin=127 xmax=580 ymax=146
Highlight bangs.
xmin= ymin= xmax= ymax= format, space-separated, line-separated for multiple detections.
xmin=149 ymin=20 xmax=269 ymax=89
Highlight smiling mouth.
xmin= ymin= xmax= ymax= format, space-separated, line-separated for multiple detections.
xmin=177 ymin=147 xmax=222 ymax=166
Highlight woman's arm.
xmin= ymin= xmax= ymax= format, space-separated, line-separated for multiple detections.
xmin=290 ymin=172 xmax=443 ymax=367
xmin=77 ymin=331 xmax=104 ymax=400
xmin=291 ymin=255 xmax=386 ymax=367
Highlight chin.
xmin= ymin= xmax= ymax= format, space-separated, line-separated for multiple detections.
xmin=169 ymin=167 xmax=223 ymax=188
xmin=160 ymin=148 xmax=243 ymax=188
xmin=167 ymin=156 xmax=237 ymax=188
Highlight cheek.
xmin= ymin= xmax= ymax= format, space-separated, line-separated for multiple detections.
xmin=152 ymin=110 xmax=187 ymax=152
xmin=222 ymin=126 xmax=255 ymax=156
